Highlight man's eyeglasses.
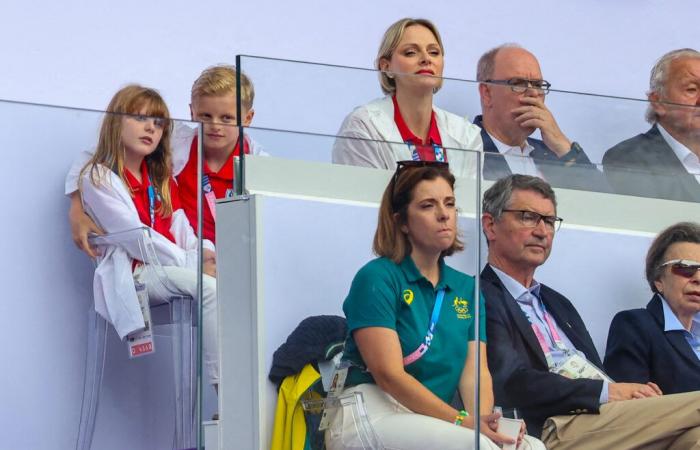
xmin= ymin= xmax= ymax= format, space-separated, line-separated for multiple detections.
xmin=390 ymin=160 xmax=450 ymax=211
xmin=659 ymin=259 xmax=700 ymax=278
xmin=484 ymin=78 xmax=552 ymax=95
xmin=503 ymin=209 xmax=563 ymax=232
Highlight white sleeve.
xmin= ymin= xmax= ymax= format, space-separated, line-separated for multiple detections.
xmin=331 ymin=112 xmax=392 ymax=169
xmin=80 ymin=166 xmax=190 ymax=268
xmin=65 ymin=149 xmax=95 ymax=195
xmin=172 ymin=121 xmax=197 ymax=176
xmin=169 ymin=208 xmax=215 ymax=268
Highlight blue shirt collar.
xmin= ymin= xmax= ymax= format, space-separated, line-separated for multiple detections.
xmin=659 ymin=294 xmax=700 ymax=337
xmin=490 ymin=265 xmax=541 ymax=303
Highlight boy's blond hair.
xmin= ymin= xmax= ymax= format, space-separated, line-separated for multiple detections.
xmin=191 ymin=65 xmax=255 ymax=111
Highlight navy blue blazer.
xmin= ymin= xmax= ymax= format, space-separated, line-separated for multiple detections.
xmin=604 ymin=294 xmax=700 ymax=394
xmin=473 ymin=115 xmax=609 ymax=192
xmin=481 ymin=264 xmax=604 ymax=438
xmin=602 ymin=124 xmax=700 ymax=202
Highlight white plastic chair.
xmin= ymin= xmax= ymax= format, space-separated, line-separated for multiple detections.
xmin=75 ymin=226 xmax=197 ymax=450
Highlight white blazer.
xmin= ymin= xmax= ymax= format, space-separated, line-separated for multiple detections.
xmin=80 ymin=165 xmax=214 ymax=338
xmin=331 ymin=96 xmax=483 ymax=178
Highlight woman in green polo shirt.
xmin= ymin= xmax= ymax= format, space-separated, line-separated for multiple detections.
xmin=326 ymin=161 xmax=545 ymax=450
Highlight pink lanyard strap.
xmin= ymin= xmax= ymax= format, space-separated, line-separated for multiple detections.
xmin=403 ymin=289 xmax=445 ymax=366
xmin=202 ymin=174 xmax=217 ymax=221
xmin=529 ymin=305 xmax=568 ymax=369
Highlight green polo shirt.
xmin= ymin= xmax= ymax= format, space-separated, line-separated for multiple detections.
xmin=342 ymin=256 xmax=486 ymax=403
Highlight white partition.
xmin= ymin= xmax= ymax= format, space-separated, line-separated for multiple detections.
xmin=215 ymin=157 xmax=700 ymax=449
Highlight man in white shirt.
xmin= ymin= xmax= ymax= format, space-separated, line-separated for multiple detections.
xmin=474 ymin=44 xmax=607 ymax=192
xmin=603 ymin=48 xmax=700 ymax=202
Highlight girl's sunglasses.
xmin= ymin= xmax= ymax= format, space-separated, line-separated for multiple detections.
xmin=659 ymin=259 xmax=700 ymax=278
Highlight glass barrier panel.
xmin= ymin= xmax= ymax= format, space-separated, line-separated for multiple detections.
xmin=476 ymin=150 xmax=700 ymax=446
xmin=0 ymin=98 xmax=207 ymax=450
xmin=238 ymin=55 xmax=700 ymax=203
xmin=211 ymin=129 xmax=486 ymax=449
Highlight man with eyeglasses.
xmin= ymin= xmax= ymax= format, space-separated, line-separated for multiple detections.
xmin=474 ymin=44 xmax=607 ymax=191
xmin=480 ymin=174 xmax=700 ymax=449
xmin=603 ymin=48 xmax=700 ymax=202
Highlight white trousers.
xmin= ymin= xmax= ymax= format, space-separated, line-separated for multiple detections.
xmin=134 ymin=265 xmax=219 ymax=385
xmin=326 ymin=384 xmax=545 ymax=450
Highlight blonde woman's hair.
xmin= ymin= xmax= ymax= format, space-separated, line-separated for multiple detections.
xmin=81 ymin=84 xmax=174 ymax=216
xmin=191 ymin=64 xmax=255 ymax=111
xmin=376 ymin=18 xmax=444 ymax=95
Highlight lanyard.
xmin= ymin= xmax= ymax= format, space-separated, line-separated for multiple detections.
xmin=202 ymin=174 xmax=217 ymax=221
xmin=403 ymin=288 xmax=445 ymax=366
xmin=146 ymin=174 xmax=156 ymax=228
xmin=524 ymin=298 xmax=569 ymax=369
xmin=407 ymin=142 xmax=446 ymax=162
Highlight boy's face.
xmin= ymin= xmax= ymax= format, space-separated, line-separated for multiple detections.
xmin=190 ymin=93 xmax=254 ymax=155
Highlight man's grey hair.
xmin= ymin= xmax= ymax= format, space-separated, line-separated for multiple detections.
xmin=645 ymin=48 xmax=700 ymax=124
xmin=476 ymin=43 xmax=523 ymax=81
xmin=482 ymin=174 xmax=557 ymax=220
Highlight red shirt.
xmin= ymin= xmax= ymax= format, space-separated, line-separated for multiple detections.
xmin=124 ymin=160 xmax=178 ymax=244
xmin=176 ymin=135 xmax=250 ymax=243
xmin=392 ymin=95 xmax=445 ymax=161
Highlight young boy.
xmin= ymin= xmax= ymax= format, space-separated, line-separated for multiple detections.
xmin=67 ymin=65 xmax=266 ymax=255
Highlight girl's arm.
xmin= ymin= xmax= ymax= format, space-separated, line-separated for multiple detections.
xmin=80 ymin=165 xmax=190 ymax=267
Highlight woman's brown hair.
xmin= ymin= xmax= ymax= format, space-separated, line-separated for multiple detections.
xmin=373 ymin=163 xmax=463 ymax=263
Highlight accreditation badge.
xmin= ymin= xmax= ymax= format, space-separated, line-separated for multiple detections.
xmin=318 ymin=363 xmax=350 ymax=431
xmin=554 ymin=353 xmax=613 ymax=382
xmin=126 ymin=282 xmax=155 ymax=358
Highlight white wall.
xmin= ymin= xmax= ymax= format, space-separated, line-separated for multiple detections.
xmin=2 ymin=0 xmax=699 ymax=119
xmin=0 ymin=2 xmax=698 ymax=449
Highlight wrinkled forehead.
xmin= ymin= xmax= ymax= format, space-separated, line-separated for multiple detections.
xmin=667 ymin=57 xmax=700 ymax=82
xmin=663 ymin=241 xmax=700 ymax=260
xmin=493 ymin=48 xmax=543 ymax=79
xmin=506 ymin=188 xmax=556 ymax=214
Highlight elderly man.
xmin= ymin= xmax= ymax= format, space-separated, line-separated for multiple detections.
xmin=475 ymin=44 xmax=607 ymax=191
xmin=603 ymin=48 xmax=700 ymax=202
xmin=480 ymin=174 xmax=700 ymax=449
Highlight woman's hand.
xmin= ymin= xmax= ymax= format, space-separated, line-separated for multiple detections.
xmin=517 ymin=419 xmax=527 ymax=448
xmin=461 ymin=412 xmax=516 ymax=447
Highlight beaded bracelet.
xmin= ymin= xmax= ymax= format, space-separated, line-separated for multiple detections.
xmin=454 ymin=409 xmax=468 ymax=425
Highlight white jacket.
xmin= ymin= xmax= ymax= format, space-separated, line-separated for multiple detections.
xmin=331 ymin=96 xmax=483 ymax=177
xmin=80 ymin=164 xmax=214 ymax=338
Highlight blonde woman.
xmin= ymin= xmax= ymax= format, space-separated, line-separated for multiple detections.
xmin=332 ymin=18 xmax=482 ymax=177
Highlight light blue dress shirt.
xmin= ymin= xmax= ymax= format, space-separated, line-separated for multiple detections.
xmin=660 ymin=295 xmax=700 ymax=361
xmin=491 ymin=266 xmax=609 ymax=403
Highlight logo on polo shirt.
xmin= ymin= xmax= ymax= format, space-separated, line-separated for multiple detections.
xmin=453 ymin=297 xmax=471 ymax=319
xmin=402 ymin=289 xmax=414 ymax=305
